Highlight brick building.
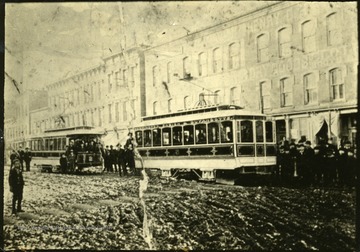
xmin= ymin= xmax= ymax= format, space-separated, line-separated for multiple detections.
xmin=143 ymin=2 xmax=358 ymax=146
xmin=43 ymin=46 xmax=146 ymax=145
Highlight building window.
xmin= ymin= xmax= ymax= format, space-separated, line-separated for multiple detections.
xmin=230 ymin=87 xmax=239 ymax=105
xmin=108 ymin=104 xmax=112 ymax=123
xmin=91 ymin=110 xmax=94 ymax=126
xmin=329 ymin=68 xmax=344 ymax=100
xmin=260 ymin=81 xmax=271 ymax=112
xmin=327 ymin=13 xmax=341 ymax=46
xmin=91 ymin=84 xmax=94 ymax=102
xmin=153 ymin=101 xmax=158 ymax=115
xmin=278 ymin=27 xmax=292 ymax=58
xmin=257 ymin=34 xmax=269 ymax=62
xmin=123 ymin=101 xmax=127 ymax=121
xmin=152 ymin=66 xmax=158 ymax=86
xmin=184 ymin=96 xmax=189 ymax=109
xmin=115 ymin=102 xmax=119 ymax=122
xmin=123 ymin=69 xmax=128 ymax=86
xmin=183 ymin=56 xmax=190 ymax=78
xmin=108 ymin=73 xmax=112 ymax=92
xmin=115 ymin=71 xmax=119 ymax=89
xmin=304 ymin=73 xmax=317 ymax=104
xmin=302 ymin=20 xmax=316 ymax=53
xmin=280 ymin=78 xmax=293 ymax=107
xmin=228 ymin=43 xmax=240 ymax=69
xmin=130 ymin=66 xmax=135 ymax=87
xmin=214 ymin=90 xmax=222 ymax=105
xmin=213 ymin=48 xmax=222 ymax=73
xmin=168 ymin=98 xmax=172 ymax=113
xmin=98 ymin=82 xmax=101 ymax=99
xmin=198 ymin=52 xmax=207 ymax=77
xmin=130 ymin=99 xmax=135 ymax=119
xmin=167 ymin=62 xmax=172 ymax=83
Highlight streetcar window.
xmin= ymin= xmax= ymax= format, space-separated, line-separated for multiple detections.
xmin=153 ymin=128 xmax=161 ymax=146
xmin=265 ymin=121 xmax=273 ymax=142
xmin=135 ymin=131 xmax=143 ymax=147
xmin=208 ymin=122 xmax=220 ymax=143
xmin=184 ymin=125 xmax=194 ymax=145
xmin=173 ymin=126 xmax=182 ymax=145
xmin=221 ymin=121 xmax=233 ymax=143
xmin=144 ymin=130 xmax=152 ymax=147
xmin=256 ymin=121 xmax=264 ymax=142
xmin=54 ymin=138 xmax=58 ymax=151
xmin=195 ymin=124 xmax=207 ymax=144
xmin=240 ymin=120 xmax=253 ymax=142
xmin=62 ymin=138 xmax=67 ymax=150
xmin=162 ymin=128 xmax=171 ymax=146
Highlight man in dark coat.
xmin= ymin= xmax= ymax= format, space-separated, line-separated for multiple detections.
xmin=125 ymin=132 xmax=134 ymax=148
xmin=18 ymin=145 xmax=25 ymax=172
xmin=9 ymin=160 xmax=25 ymax=214
xmin=303 ymin=141 xmax=315 ymax=185
xmin=60 ymin=153 xmax=68 ymax=174
xmin=324 ymin=138 xmax=339 ymax=186
xmin=117 ymin=144 xmax=127 ymax=176
xmin=110 ymin=145 xmax=118 ymax=172
xmin=125 ymin=144 xmax=135 ymax=175
xmin=23 ymin=147 xmax=32 ymax=172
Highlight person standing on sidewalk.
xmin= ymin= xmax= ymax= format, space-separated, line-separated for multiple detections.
xmin=9 ymin=160 xmax=25 ymax=215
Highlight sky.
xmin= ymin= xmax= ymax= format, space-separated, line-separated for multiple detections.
xmin=4 ymin=1 xmax=277 ymax=101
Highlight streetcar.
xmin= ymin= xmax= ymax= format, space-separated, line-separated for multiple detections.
xmin=133 ymin=104 xmax=277 ymax=184
xmin=27 ymin=126 xmax=104 ymax=173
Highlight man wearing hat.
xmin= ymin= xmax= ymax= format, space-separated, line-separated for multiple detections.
xmin=124 ymin=132 xmax=134 ymax=148
xmin=23 ymin=147 xmax=32 ymax=172
xmin=9 ymin=160 xmax=25 ymax=214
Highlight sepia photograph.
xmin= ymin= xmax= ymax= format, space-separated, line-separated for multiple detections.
xmin=3 ymin=1 xmax=358 ymax=250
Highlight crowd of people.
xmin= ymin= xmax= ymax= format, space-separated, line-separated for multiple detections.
xmin=275 ymin=138 xmax=357 ymax=187
xmin=60 ymin=132 xmax=137 ymax=176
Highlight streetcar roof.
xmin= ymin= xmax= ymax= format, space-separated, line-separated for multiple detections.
xmin=31 ymin=126 xmax=104 ymax=138
xmin=136 ymin=105 xmax=266 ymax=128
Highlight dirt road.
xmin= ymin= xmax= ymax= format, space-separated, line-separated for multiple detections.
xmin=3 ymin=168 xmax=356 ymax=250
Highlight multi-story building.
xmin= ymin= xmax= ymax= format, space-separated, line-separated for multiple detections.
xmin=43 ymin=46 xmax=146 ymax=145
xmin=4 ymin=89 xmax=48 ymax=162
xmin=144 ymin=2 xmax=358 ymax=146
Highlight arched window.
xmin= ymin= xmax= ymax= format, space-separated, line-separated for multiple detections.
xmin=213 ymin=48 xmax=222 ymax=73
xmin=230 ymin=87 xmax=240 ymax=105
xmin=198 ymin=52 xmax=207 ymax=76
xmin=167 ymin=62 xmax=173 ymax=83
xmin=152 ymin=66 xmax=158 ymax=86
xmin=228 ymin=43 xmax=240 ymax=69
xmin=302 ymin=20 xmax=316 ymax=53
xmin=214 ymin=90 xmax=222 ymax=105
xmin=183 ymin=56 xmax=190 ymax=78
xmin=304 ymin=73 xmax=317 ymax=104
xmin=257 ymin=34 xmax=269 ymax=62
xmin=260 ymin=81 xmax=271 ymax=112
xmin=153 ymin=101 xmax=158 ymax=115
xmin=280 ymin=77 xmax=293 ymax=107
xmin=329 ymin=68 xmax=344 ymax=100
xmin=168 ymin=98 xmax=172 ymax=113
xmin=327 ymin=13 xmax=340 ymax=46
xmin=184 ymin=96 xmax=189 ymax=109
xmin=278 ymin=27 xmax=292 ymax=58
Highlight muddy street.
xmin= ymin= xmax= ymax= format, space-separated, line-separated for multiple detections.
xmin=3 ymin=168 xmax=356 ymax=250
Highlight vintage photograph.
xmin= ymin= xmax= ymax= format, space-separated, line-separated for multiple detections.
xmin=3 ymin=1 xmax=358 ymax=250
